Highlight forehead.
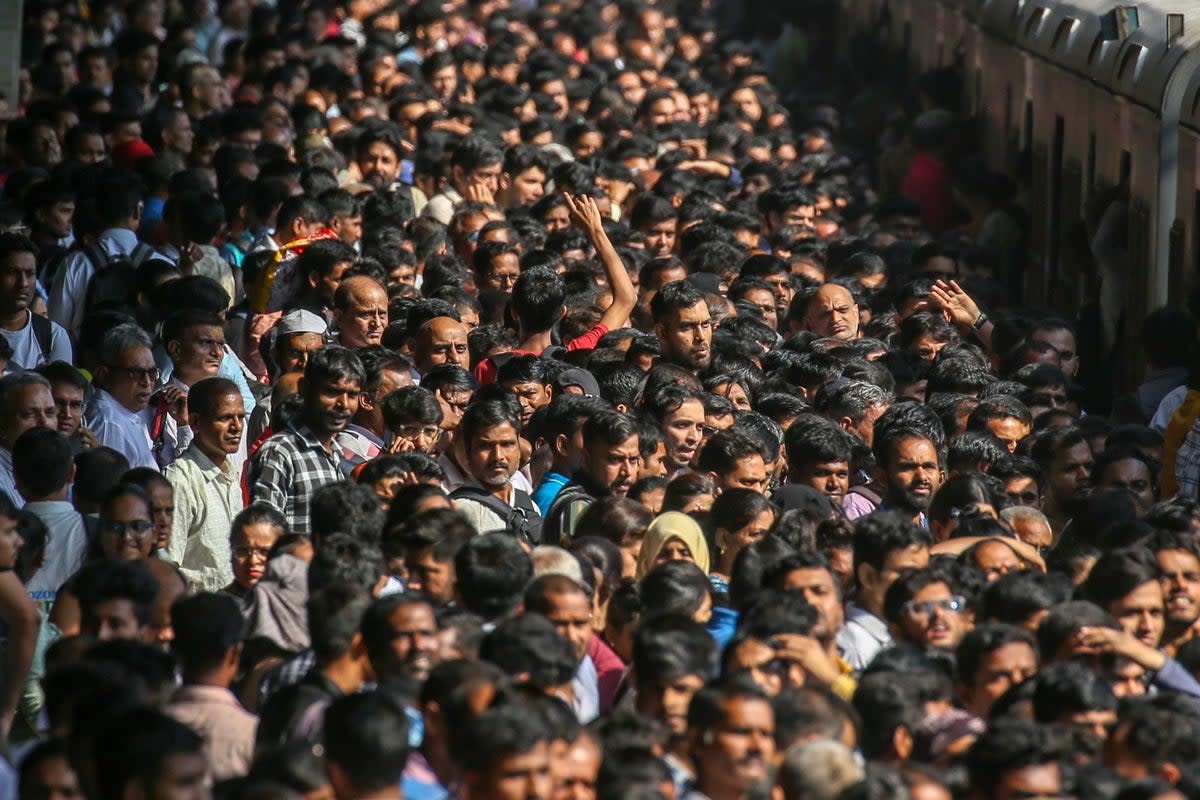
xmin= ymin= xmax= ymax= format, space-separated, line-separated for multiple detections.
xmin=812 ymin=285 xmax=852 ymax=307
xmin=912 ymin=581 xmax=953 ymax=600
xmin=117 ymin=345 xmax=155 ymax=366
xmin=976 ymin=540 xmax=1019 ymax=562
xmin=666 ymin=398 xmax=705 ymax=419
xmin=544 ymin=589 xmax=591 ymax=614
xmin=389 ymin=602 xmax=435 ymax=626
xmin=784 ymin=566 xmax=835 ymax=589
xmin=672 ymin=302 xmax=709 ymax=323
xmin=427 ymin=319 xmax=467 ymax=341
xmin=892 ymin=436 xmax=937 ymax=460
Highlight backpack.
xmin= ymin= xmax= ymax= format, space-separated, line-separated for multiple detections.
xmin=450 ymin=485 xmax=544 ymax=546
xmin=542 ymin=483 xmax=595 ymax=546
xmin=81 ymin=241 xmax=156 ymax=318
xmin=29 ymin=313 xmax=53 ymax=366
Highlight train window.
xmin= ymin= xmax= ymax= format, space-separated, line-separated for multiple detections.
xmin=1088 ymin=35 xmax=1103 ymax=64
xmin=1025 ymin=7 xmax=1046 ymax=37
xmin=1117 ymin=45 xmax=1145 ymax=81
xmin=1051 ymin=19 xmax=1077 ymax=49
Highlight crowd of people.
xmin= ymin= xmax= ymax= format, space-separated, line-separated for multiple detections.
xmin=0 ymin=1 xmax=1199 ymax=800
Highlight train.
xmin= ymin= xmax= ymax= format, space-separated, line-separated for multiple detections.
xmin=836 ymin=0 xmax=1200 ymax=386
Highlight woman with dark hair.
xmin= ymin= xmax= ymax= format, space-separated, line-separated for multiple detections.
xmin=709 ymin=489 xmax=777 ymax=585
xmin=574 ymin=496 xmax=652 ymax=578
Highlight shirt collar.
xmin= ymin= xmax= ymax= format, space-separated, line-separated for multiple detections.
xmin=845 ymin=602 xmax=890 ymax=641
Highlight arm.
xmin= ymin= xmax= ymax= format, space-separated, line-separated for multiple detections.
xmin=49 ymin=322 xmax=74 ymax=365
xmin=0 ymin=573 xmax=40 ymax=734
xmin=163 ymin=466 xmax=193 ymax=567
xmin=930 ymin=535 xmax=1046 ymax=572
xmin=47 ymin=254 xmax=91 ymax=338
xmin=48 ymin=588 xmax=79 ymax=637
xmin=930 ymin=280 xmax=993 ymax=352
xmin=1070 ymin=626 xmax=1200 ymax=697
xmin=249 ymin=444 xmax=292 ymax=515
xmin=565 ymin=193 xmax=637 ymax=332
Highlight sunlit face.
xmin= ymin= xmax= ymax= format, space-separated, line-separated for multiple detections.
xmin=1109 ymin=580 xmax=1164 ymax=649
xmin=657 ymin=303 xmax=712 ymax=371
xmin=660 ymin=399 xmax=705 ymax=471
xmin=805 ymin=285 xmax=859 ymax=339
xmin=231 ymin=521 xmax=280 ymax=590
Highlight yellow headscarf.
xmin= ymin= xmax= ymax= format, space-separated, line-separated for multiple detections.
xmin=636 ymin=511 xmax=711 ymax=579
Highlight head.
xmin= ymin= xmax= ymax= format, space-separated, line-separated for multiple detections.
xmin=75 ymin=558 xmax=159 ymax=642
xmin=652 ymin=281 xmax=713 ymax=372
xmin=96 ymin=324 xmax=158 ymax=413
xmin=229 ymin=503 xmax=287 ymax=592
xmin=361 ymin=593 xmax=440 ymax=683
xmin=579 ymin=410 xmax=641 ymax=497
xmin=686 ymin=678 xmax=776 ymax=798
xmin=884 ymin=567 xmax=969 ymax=650
xmin=461 ymin=399 xmax=522 ymax=490
xmin=301 ymin=346 xmax=365 ymax=438
xmin=333 ymin=276 xmax=388 ymax=348
xmin=0 ymin=372 xmax=56 ymax=450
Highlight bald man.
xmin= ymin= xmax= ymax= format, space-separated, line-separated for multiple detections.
xmin=334 ymin=276 xmax=389 ymax=348
xmin=804 ymin=284 xmax=860 ymax=340
xmin=413 ymin=317 xmax=470 ymax=375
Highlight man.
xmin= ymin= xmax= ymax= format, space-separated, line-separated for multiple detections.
xmin=652 ymin=281 xmax=712 ymax=373
xmin=1030 ymin=426 xmax=1093 ymax=537
xmin=453 ymin=533 xmax=532 ymax=624
xmin=93 ymin=707 xmax=207 ymax=800
xmin=543 ymin=410 xmax=640 ymax=544
xmin=180 ymin=63 xmax=231 ymax=120
xmin=872 ymin=422 xmax=944 ymax=527
xmin=449 ymin=400 xmax=541 ymax=543
xmin=249 ymin=347 xmax=364 ymax=536
xmin=1093 ymin=447 xmax=1158 ymax=513
xmin=802 ymin=284 xmax=860 ymax=340
xmin=473 ymin=242 xmax=521 ymax=295
xmin=644 ymin=384 xmax=706 ymax=479
xmin=498 ymin=144 xmax=548 ymax=210
xmin=424 ymin=134 xmax=504 ymax=225
xmin=325 ymin=692 xmax=411 ymax=800
xmin=883 ymin=567 xmax=970 ymax=650
xmin=966 ymin=718 xmax=1069 ymax=800
xmin=784 ymin=418 xmax=854 ymax=508
xmin=0 ymin=234 xmax=71 ymax=369
xmin=0 ymin=372 xmax=56 ymax=504
xmin=967 ymin=397 xmax=1033 ymax=454
xmin=530 ymin=395 xmax=607 ymax=515
xmin=339 ymin=348 xmax=413 ymax=464
xmin=991 ymin=455 xmax=1045 ymax=509
xmin=999 ymin=506 xmax=1054 ymax=552
xmin=556 ymin=731 xmax=601 ymax=800
xmin=685 ymin=678 xmax=776 ymax=800
xmin=459 ymin=705 xmax=553 ymax=800
xmin=498 ymin=356 xmax=553 ymax=427
xmin=816 ymin=381 xmax=893 ymax=448
xmin=1104 ymin=696 xmax=1200 ymax=784
xmin=362 ymin=593 xmax=441 ymax=686
xmin=166 ymin=592 xmax=257 ymax=781
xmin=87 ymin=324 xmax=177 ymax=470
xmin=413 ymin=317 xmax=470 ymax=375
xmin=381 ymin=387 xmax=444 ymax=457
xmin=333 ymin=275 xmax=388 ymax=349
xmin=17 ymin=741 xmax=83 ymax=800
xmin=149 ymin=108 xmax=193 ymax=174
xmin=16 ymin=428 xmax=86 ymax=603
xmin=402 ymin=511 xmax=474 ymax=608
xmin=697 ymin=429 xmax=769 ymax=494
xmin=955 ymin=624 xmax=1039 ymax=719
xmin=525 ymin=575 xmax=600 ymax=722
xmin=1079 ymin=547 xmax=1165 ymax=650
xmin=74 ymin=558 xmax=160 ymax=642
xmin=160 ymin=309 xmax=233 ymax=463
xmin=1149 ymin=531 xmax=1200 ymax=656
xmin=269 ymin=309 xmax=328 ymax=379
xmin=163 ymin=377 xmax=246 ymax=592
xmin=34 ymin=362 xmax=94 ymax=454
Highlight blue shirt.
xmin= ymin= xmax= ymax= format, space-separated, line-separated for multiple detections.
xmin=532 ymin=470 xmax=571 ymax=515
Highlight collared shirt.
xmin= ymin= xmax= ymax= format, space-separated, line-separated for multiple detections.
xmin=24 ymin=501 xmax=87 ymax=596
xmin=48 ymin=228 xmax=162 ymax=337
xmin=452 ymin=480 xmax=515 ymax=536
xmin=1178 ymin=419 xmax=1200 ymax=499
xmin=249 ymin=422 xmax=342 ymax=536
xmin=836 ymin=601 xmax=893 ymax=672
xmin=532 ymin=470 xmax=570 ymax=515
xmin=164 ymin=444 xmax=243 ymax=591
xmin=86 ymin=388 xmax=157 ymax=470
xmin=146 ymin=378 xmax=194 ymax=469
xmin=259 ymin=649 xmax=316 ymax=706
xmin=338 ymin=424 xmax=385 ymax=468
xmin=439 ymin=453 xmax=534 ymax=495
xmin=566 ymin=655 xmax=599 ymax=723
xmin=0 ymin=449 xmax=21 ymax=508
xmin=167 ymin=685 xmax=258 ymax=782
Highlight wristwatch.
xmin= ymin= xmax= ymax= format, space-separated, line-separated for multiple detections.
xmin=971 ymin=313 xmax=989 ymax=331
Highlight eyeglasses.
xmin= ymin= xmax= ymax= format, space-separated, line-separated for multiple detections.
xmin=55 ymin=399 xmax=85 ymax=413
xmin=901 ymin=596 xmax=966 ymax=618
xmin=232 ymin=545 xmax=272 ymax=561
xmin=108 ymin=365 xmax=160 ymax=384
xmin=101 ymin=519 xmax=155 ymax=540
xmin=396 ymin=424 xmax=441 ymax=441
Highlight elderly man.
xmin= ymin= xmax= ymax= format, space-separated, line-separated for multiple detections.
xmin=803 ymin=284 xmax=861 ymax=340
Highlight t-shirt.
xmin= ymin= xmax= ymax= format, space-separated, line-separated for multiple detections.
xmin=0 ymin=312 xmax=72 ymax=370
xmin=473 ymin=323 xmax=609 ymax=384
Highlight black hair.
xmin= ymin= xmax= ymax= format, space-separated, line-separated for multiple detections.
xmin=12 ymin=427 xmax=72 ymax=498
xmin=1078 ymin=546 xmax=1161 ymax=613
xmin=956 ymin=623 xmax=1035 ymax=688
xmin=93 ymin=707 xmax=204 ymax=800
xmin=170 ymin=592 xmax=245 ymax=675
xmin=455 ymin=533 xmax=532 ymax=620
xmin=1031 ymin=662 xmax=1116 ymax=723
xmin=307 ymin=579 xmax=373 ymax=662
xmin=75 ymin=559 xmax=159 ymax=629
xmin=851 ymin=671 xmax=925 ymax=760
xmin=480 ymin=612 xmax=578 ymax=689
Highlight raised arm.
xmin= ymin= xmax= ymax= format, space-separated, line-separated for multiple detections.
xmin=565 ymin=193 xmax=636 ymax=332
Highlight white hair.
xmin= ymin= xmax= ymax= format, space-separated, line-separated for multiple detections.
xmin=530 ymin=545 xmax=585 ymax=584
xmin=778 ymin=740 xmax=864 ymax=800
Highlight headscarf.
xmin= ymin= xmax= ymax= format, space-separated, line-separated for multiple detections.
xmin=636 ymin=511 xmax=711 ymax=579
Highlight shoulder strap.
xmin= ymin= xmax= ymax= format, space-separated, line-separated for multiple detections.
xmin=511 ymin=488 xmax=538 ymax=515
xmin=29 ymin=313 xmax=53 ymax=361
xmin=449 ymin=485 xmax=513 ymax=519
xmin=128 ymin=242 xmax=155 ymax=267
xmin=848 ymin=484 xmax=882 ymax=505
xmin=83 ymin=242 xmax=110 ymax=272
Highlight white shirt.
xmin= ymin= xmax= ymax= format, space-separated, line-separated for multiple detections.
xmin=164 ymin=444 xmax=243 ymax=592
xmin=145 ymin=380 xmax=194 ymax=469
xmin=0 ymin=449 xmax=21 ymax=507
xmin=836 ymin=601 xmax=893 ymax=672
xmin=24 ymin=500 xmax=87 ymax=596
xmin=86 ymin=387 xmax=157 ymax=470
xmin=48 ymin=228 xmax=144 ymax=337
xmin=1152 ymin=385 xmax=1189 ymax=433
xmin=0 ymin=311 xmax=72 ymax=370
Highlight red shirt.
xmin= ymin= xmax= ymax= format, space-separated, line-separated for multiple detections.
xmin=902 ymin=152 xmax=962 ymax=234
xmin=473 ymin=323 xmax=609 ymax=384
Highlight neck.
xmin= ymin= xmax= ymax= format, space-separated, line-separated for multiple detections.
xmin=422 ymin=737 xmax=457 ymax=787
xmin=172 ymin=367 xmax=208 ymax=388
xmin=517 ymin=329 xmax=553 ymax=353
xmin=1162 ymin=621 xmax=1198 ymax=657
xmin=349 ymin=787 xmax=402 ymax=800
xmin=302 ymin=415 xmax=335 ymax=447
xmin=28 ymin=486 xmax=70 ymax=502
xmin=485 ymin=482 xmax=511 ymax=503
xmin=320 ymin=654 xmax=367 ymax=695
xmin=0 ymin=307 xmax=27 ymax=331
xmin=352 ymin=412 xmax=384 ymax=438
xmin=182 ymin=668 xmax=232 ymax=689
xmin=697 ymin=783 xmax=751 ymax=800
xmin=197 ymin=443 xmax=228 ymax=468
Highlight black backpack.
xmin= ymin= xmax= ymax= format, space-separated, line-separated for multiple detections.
xmin=542 ymin=483 xmax=595 ymax=546
xmin=450 ymin=485 xmax=544 ymax=546
xmin=81 ymin=241 xmax=156 ymax=318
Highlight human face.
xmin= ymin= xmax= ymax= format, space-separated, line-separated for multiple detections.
xmin=780 ymin=567 xmax=844 ymax=643
xmin=884 ymin=437 xmax=941 ymax=513
xmin=129 ymin=44 xmax=159 ymax=84
xmin=405 ymin=548 xmax=456 ymax=606
xmin=1012 ymin=516 xmax=1053 ymax=552
xmin=101 ymin=493 xmax=155 ymax=561
xmin=543 ymin=590 xmax=593 ymax=664
xmin=722 ymin=455 xmax=768 ymax=494
xmin=1097 ymin=458 xmax=1155 ymax=512
xmin=960 ymin=640 xmax=1037 ymax=718
xmin=1032 ymin=328 xmax=1079 ymax=377
xmin=994 ymin=762 xmax=1064 ymax=800
xmin=1047 ymin=442 xmax=1094 ymax=513
xmin=541 ymin=79 xmax=568 ymax=118
xmin=304 ymin=374 xmax=360 ymax=437
xmin=146 ymin=482 xmax=174 ymax=553
xmin=793 ymin=461 xmax=850 ymax=505
xmin=729 ymin=88 xmax=762 ymax=122
xmin=358 ymin=141 xmax=401 ymax=187
xmin=1003 ymin=476 xmax=1043 ymax=508
xmin=171 ymin=324 xmax=225 ymax=382
xmin=164 ymin=112 xmax=194 ymax=154
xmin=483 ymin=252 xmax=521 ymax=293
xmin=655 ymin=537 xmax=697 ymax=569
xmin=719 ymin=508 xmax=775 ymax=565
xmin=435 ymin=386 xmax=472 ymax=433
xmin=83 ymin=597 xmax=142 ymax=641
xmin=897 ymin=582 xmax=967 ymax=649
xmin=0 ymin=251 xmax=36 ymax=314
xmin=467 ymin=421 xmax=520 ymax=489
xmin=973 ymin=540 xmax=1021 ymax=582
xmin=103 ymin=345 xmax=158 ymax=412
xmin=474 ymin=741 xmax=553 ymax=800
xmin=231 ymin=521 xmax=279 ymax=590
xmin=146 ymin=752 xmax=210 ymax=800
xmin=1110 ymin=580 xmax=1165 ymax=649
xmin=275 ymin=332 xmax=323 ymax=375
xmin=2 ymin=383 xmax=55 ymax=448
xmin=805 ymin=285 xmax=859 ymax=340
xmin=0 ymin=514 xmax=23 ymax=570
xmin=505 ymin=167 xmax=545 ymax=208
xmin=20 ymin=753 xmax=83 ymax=800
xmin=986 ymin=417 xmax=1030 ymax=454
xmin=52 ymin=381 xmax=86 ymax=437
xmin=847 ymin=403 xmax=889 ymax=449
xmin=583 ymin=435 xmax=640 ymax=497
xmin=693 ymin=698 xmax=775 ymax=796
xmin=431 ymin=65 xmax=457 ymax=100
xmin=637 ymin=673 xmax=705 ymax=735
xmin=1157 ymin=548 xmax=1200 ymax=630
xmin=541 ymin=204 xmax=570 ymax=232
xmin=554 ymin=736 xmax=600 ymax=800
xmin=336 ymin=279 xmax=388 ymax=348
xmin=741 ymin=288 xmax=777 ymax=330
xmin=75 ymin=132 xmax=107 ymax=164
xmin=36 ymin=200 xmax=75 ymax=239
xmin=661 ymin=399 xmax=705 ymax=470
xmin=191 ymin=391 xmax=245 ymax=460
xmin=659 ymin=303 xmax=712 ymax=371
xmin=417 ymin=318 xmax=470 ymax=372
xmin=642 ymin=219 xmax=677 ymax=258
xmin=383 ymin=602 xmax=440 ymax=681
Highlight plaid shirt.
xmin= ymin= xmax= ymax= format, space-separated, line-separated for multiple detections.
xmin=248 ymin=421 xmax=342 ymax=536
xmin=1177 ymin=420 xmax=1200 ymax=499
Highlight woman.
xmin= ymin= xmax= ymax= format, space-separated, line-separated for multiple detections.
xmin=223 ymin=502 xmax=288 ymax=602
xmin=122 ymin=468 xmax=175 ymax=553
xmin=661 ymin=473 xmax=717 ymax=521
xmin=575 ymin=497 xmax=651 ymax=578
xmin=636 ymin=511 xmax=710 ymax=580
xmin=709 ymin=490 xmax=777 ymax=586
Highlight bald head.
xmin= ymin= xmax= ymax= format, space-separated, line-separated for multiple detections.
xmin=334 ymin=276 xmax=388 ymax=348
xmin=415 ymin=316 xmax=469 ymax=373
xmin=805 ymin=284 xmax=860 ymax=340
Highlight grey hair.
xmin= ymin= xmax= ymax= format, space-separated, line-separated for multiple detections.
xmin=821 ymin=380 xmax=894 ymax=423
xmin=0 ymin=372 xmax=52 ymax=411
xmin=98 ymin=323 xmax=154 ymax=367
xmin=530 ymin=545 xmax=585 ymax=584
xmin=778 ymin=740 xmax=864 ymax=800
xmin=1000 ymin=505 xmax=1051 ymax=527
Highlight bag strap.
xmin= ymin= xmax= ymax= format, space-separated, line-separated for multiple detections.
xmin=449 ymin=485 xmax=517 ymax=521
xmin=29 ymin=313 xmax=53 ymax=361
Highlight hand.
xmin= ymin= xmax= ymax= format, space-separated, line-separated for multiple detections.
xmin=770 ymin=633 xmax=843 ymax=685
xmin=930 ymin=279 xmax=983 ymax=328
xmin=463 ymin=180 xmax=494 ymax=204
xmin=564 ymin=192 xmax=605 ymax=237
xmin=156 ymin=385 xmax=189 ymax=425
xmin=1070 ymin=626 xmax=1166 ymax=671
xmin=78 ymin=427 xmax=101 ymax=449
xmin=387 ymin=435 xmax=416 ymax=454
xmin=178 ymin=242 xmax=203 ymax=276
xmin=677 ymin=160 xmax=731 ymax=178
